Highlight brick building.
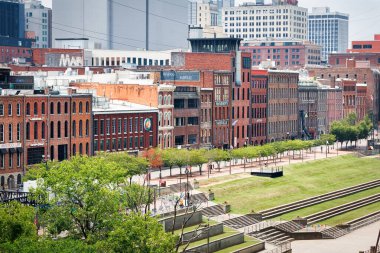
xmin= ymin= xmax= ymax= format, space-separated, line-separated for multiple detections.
xmin=71 ymin=81 xmax=175 ymax=149
xmin=308 ymin=64 xmax=380 ymax=125
xmin=349 ymin=34 xmax=380 ymax=54
xmin=92 ymin=98 xmax=158 ymax=154
xmin=326 ymin=85 xmax=343 ymax=130
xmin=251 ymin=70 xmax=268 ymax=145
xmin=0 ymin=46 xmax=32 ymax=64
xmin=241 ymin=40 xmax=322 ymax=69
xmin=328 ymin=53 xmax=380 ymax=69
xmin=267 ymin=70 xmax=299 ymax=141
xmin=0 ymin=89 xmax=92 ymax=189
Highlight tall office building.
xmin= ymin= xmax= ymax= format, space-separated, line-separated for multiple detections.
xmin=308 ymin=7 xmax=349 ymax=63
xmin=52 ymin=0 xmax=188 ymax=51
xmin=222 ymin=1 xmax=307 ymax=40
xmin=217 ymin=0 xmax=235 ymax=26
xmin=24 ymin=0 xmax=52 ymax=48
xmin=189 ymin=0 xmax=219 ymax=28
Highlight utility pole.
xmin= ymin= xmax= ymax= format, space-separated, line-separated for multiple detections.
xmin=145 ymin=0 xmax=149 ymax=50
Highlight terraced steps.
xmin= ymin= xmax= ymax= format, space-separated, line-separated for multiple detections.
xmin=259 ymin=179 xmax=380 ymax=219
xmin=346 ymin=210 xmax=380 ymax=230
xmin=249 ymin=226 xmax=294 ymax=246
xmin=305 ymin=193 xmax=380 ymax=224
xmin=202 ymin=204 xmax=225 ymax=217
xmin=191 ymin=193 xmax=208 ymax=204
xmin=223 ymin=214 xmax=260 ymax=229
xmin=274 ymin=221 xmax=303 ymax=233
xmin=321 ymin=227 xmax=349 ymax=239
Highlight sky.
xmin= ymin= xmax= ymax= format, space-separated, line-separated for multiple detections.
xmin=41 ymin=0 xmax=380 ymax=43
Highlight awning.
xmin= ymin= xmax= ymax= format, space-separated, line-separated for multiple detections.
xmin=17 ymin=147 xmax=23 ymax=153
xmin=9 ymin=148 xmax=17 ymax=154
xmin=0 ymin=149 xmax=8 ymax=154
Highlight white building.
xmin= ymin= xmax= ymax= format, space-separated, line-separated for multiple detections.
xmin=222 ymin=2 xmax=307 ymax=40
xmin=189 ymin=0 xmax=219 ymax=28
xmin=308 ymin=7 xmax=349 ymax=63
xmin=24 ymin=0 xmax=51 ymax=48
xmin=52 ymin=0 xmax=188 ymax=51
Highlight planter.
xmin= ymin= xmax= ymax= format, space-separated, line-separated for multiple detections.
xmin=223 ymin=204 xmax=231 ymax=213
xmin=208 ymin=192 xmax=215 ymax=201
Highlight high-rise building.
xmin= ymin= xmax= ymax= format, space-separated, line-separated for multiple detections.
xmin=308 ymin=7 xmax=349 ymax=63
xmin=189 ymin=0 xmax=219 ymax=28
xmin=217 ymin=0 xmax=235 ymax=26
xmin=52 ymin=0 xmax=188 ymax=51
xmin=24 ymin=0 xmax=52 ymax=48
xmin=222 ymin=2 xmax=307 ymax=40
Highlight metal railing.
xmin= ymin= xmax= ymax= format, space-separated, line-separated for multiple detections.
xmin=262 ymin=242 xmax=292 ymax=253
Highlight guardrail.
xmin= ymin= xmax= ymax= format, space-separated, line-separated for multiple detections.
xmin=262 ymin=242 xmax=292 ymax=253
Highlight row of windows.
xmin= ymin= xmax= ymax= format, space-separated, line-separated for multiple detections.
xmin=268 ymin=120 xmax=298 ymax=135
xmin=158 ymin=95 xmax=172 ymax=106
xmin=94 ymin=117 xmax=151 ymax=136
xmin=0 ymin=153 xmax=22 ymax=169
xmin=25 ymin=120 xmax=89 ymax=140
xmin=94 ymin=136 xmax=153 ymax=151
xmin=0 ymin=124 xmax=21 ymax=142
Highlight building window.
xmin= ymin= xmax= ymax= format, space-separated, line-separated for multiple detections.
xmin=64 ymin=121 xmax=68 ymax=137
xmin=57 ymin=102 xmax=61 ymax=114
xmin=41 ymin=102 xmax=45 ymax=115
xmin=123 ymin=119 xmax=127 ymax=133
xmin=41 ymin=122 xmax=45 ymax=139
xmin=0 ymin=124 xmax=3 ymax=142
xmin=26 ymin=103 xmax=30 ymax=115
xmin=79 ymin=120 xmax=83 ymax=137
xmin=34 ymin=102 xmax=38 ymax=115
xmin=72 ymin=121 xmax=76 ymax=137
xmin=94 ymin=119 xmax=98 ymax=135
xmin=134 ymin=118 xmax=138 ymax=133
xmin=86 ymin=143 xmax=89 ymax=155
xmin=64 ymin=102 xmax=68 ymax=114
xmin=106 ymin=119 xmax=110 ymax=135
xmin=129 ymin=118 xmax=133 ymax=133
xmin=8 ymin=153 xmax=12 ymax=168
xmin=140 ymin=118 xmax=143 ymax=133
xmin=26 ymin=122 xmax=30 ymax=140
xmin=86 ymin=102 xmax=90 ymax=113
xmin=8 ymin=104 xmax=12 ymax=116
xmin=16 ymin=123 xmax=20 ymax=141
xmin=50 ymin=102 xmax=54 ymax=114
xmin=79 ymin=143 xmax=83 ymax=155
xmin=57 ymin=121 xmax=61 ymax=138
xmin=33 ymin=122 xmax=38 ymax=140
xmin=17 ymin=152 xmax=21 ymax=167
xmin=8 ymin=124 xmax=12 ymax=141
xmin=17 ymin=103 xmax=21 ymax=116
xmin=100 ymin=119 xmax=104 ymax=135
xmin=50 ymin=122 xmax=54 ymax=138
xmin=0 ymin=154 xmax=3 ymax=168
xmin=79 ymin=102 xmax=83 ymax=113
xmin=86 ymin=120 xmax=89 ymax=136
xmin=112 ymin=119 xmax=116 ymax=134
xmin=72 ymin=102 xmax=76 ymax=113
xmin=73 ymin=144 xmax=76 ymax=156
xmin=118 ymin=119 xmax=122 ymax=134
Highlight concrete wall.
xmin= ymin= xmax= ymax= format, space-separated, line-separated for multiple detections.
xmin=160 ymin=211 xmax=203 ymax=232
xmin=232 ymin=242 xmax=265 ymax=253
xmin=186 ymin=233 xmax=244 ymax=253
xmin=181 ymin=223 xmax=224 ymax=243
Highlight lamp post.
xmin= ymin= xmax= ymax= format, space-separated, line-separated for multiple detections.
xmin=326 ymin=141 xmax=329 ymax=158
xmin=185 ymin=167 xmax=190 ymax=206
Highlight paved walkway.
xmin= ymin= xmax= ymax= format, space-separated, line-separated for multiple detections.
xmin=292 ymin=221 xmax=380 ymax=253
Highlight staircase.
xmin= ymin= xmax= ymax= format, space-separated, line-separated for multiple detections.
xmin=223 ymin=214 xmax=260 ymax=229
xmin=201 ymin=204 xmax=225 ymax=217
xmin=249 ymin=226 xmax=294 ymax=246
xmin=321 ymin=227 xmax=349 ymax=239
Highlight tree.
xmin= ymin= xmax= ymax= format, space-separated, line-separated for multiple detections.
xmin=162 ymin=149 xmax=177 ymax=177
xmin=173 ymin=149 xmax=188 ymax=176
xmin=142 ymin=148 xmax=164 ymax=179
xmin=206 ymin=149 xmax=228 ymax=170
xmin=188 ymin=149 xmax=208 ymax=175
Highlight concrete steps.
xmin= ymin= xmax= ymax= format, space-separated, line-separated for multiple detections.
xmin=305 ymin=193 xmax=380 ymax=224
xmin=223 ymin=214 xmax=260 ymax=229
xmin=259 ymin=179 xmax=380 ymax=219
xmin=249 ymin=227 xmax=294 ymax=246
xmin=202 ymin=204 xmax=225 ymax=217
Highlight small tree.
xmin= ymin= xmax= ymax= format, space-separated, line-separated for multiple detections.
xmin=162 ymin=149 xmax=177 ymax=177
xmin=188 ymin=149 xmax=208 ymax=175
xmin=206 ymin=149 xmax=228 ymax=170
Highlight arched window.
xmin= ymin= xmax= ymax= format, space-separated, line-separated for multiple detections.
xmin=1 ymin=176 xmax=4 ymax=187
xmin=64 ymin=121 xmax=68 ymax=137
xmin=72 ymin=144 xmax=76 ymax=156
xmin=85 ymin=120 xmax=89 ymax=136
xmin=34 ymin=122 xmax=38 ymax=140
xmin=57 ymin=121 xmax=61 ymax=138
xmin=50 ymin=102 xmax=54 ymax=114
xmin=50 ymin=122 xmax=54 ymax=138
xmin=0 ymin=124 xmax=3 ymax=142
xmin=72 ymin=102 xmax=76 ymax=113
xmin=158 ymin=112 xmax=162 ymax=127
xmin=72 ymin=121 xmax=76 ymax=137
xmin=86 ymin=102 xmax=89 ymax=113
xmin=79 ymin=102 xmax=83 ymax=113
xmin=167 ymin=112 xmax=171 ymax=126
xmin=50 ymin=145 xmax=54 ymax=160
xmin=79 ymin=120 xmax=83 ymax=136
xmin=167 ymin=95 xmax=171 ymax=105
xmin=41 ymin=122 xmax=45 ymax=139
xmin=86 ymin=143 xmax=89 ymax=156
xmin=26 ymin=103 xmax=30 ymax=115
xmin=164 ymin=95 xmax=167 ymax=105
xmin=64 ymin=102 xmax=68 ymax=114
xmin=79 ymin=143 xmax=83 ymax=155
xmin=41 ymin=102 xmax=45 ymax=115
xmin=34 ymin=102 xmax=38 ymax=115
xmin=57 ymin=102 xmax=61 ymax=114
xmin=26 ymin=123 xmax=30 ymax=140
xmin=17 ymin=174 xmax=22 ymax=185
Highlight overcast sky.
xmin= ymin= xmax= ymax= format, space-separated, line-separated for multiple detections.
xmin=41 ymin=0 xmax=380 ymax=43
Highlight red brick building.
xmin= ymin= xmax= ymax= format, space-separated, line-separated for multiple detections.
xmin=92 ymin=98 xmax=158 ymax=153
xmin=32 ymin=48 xmax=84 ymax=66
xmin=0 ymin=46 xmax=32 ymax=64
xmin=0 ymin=89 xmax=92 ymax=189
xmin=241 ymin=40 xmax=322 ymax=69
xmin=251 ymin=70 xmax=268 ymax=145
xmin=349 ymin=34 xmax=380 ymax=54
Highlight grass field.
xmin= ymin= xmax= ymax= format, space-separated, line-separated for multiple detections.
xmin=200 ymin=155 xmax=380 ymax=214
xmin=317 ymin=202 xmax=380 ymax=226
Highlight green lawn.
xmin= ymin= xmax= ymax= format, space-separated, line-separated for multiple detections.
xmin=278 ymin=187 xmax=380 ymax=220
xmin=200 ymin=156 xmax=380 ymax=214
xmin=174 ymin=219 xmax=218 ymax=234
xmin=317 ymin=202 xmax=380 ymax=226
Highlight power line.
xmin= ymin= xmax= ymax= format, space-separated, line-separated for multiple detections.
xmin=27 ymin=16 xmax=181 ymax=49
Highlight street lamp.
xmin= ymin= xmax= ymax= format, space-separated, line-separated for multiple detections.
xmin=184 ymin=168 xmax=190 ymax=206
xmin=325 ymin=141 xmax=329 ymax=158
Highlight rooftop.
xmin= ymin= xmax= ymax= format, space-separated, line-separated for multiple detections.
xmin=93 ymin=99 xmax=158 ymax=114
